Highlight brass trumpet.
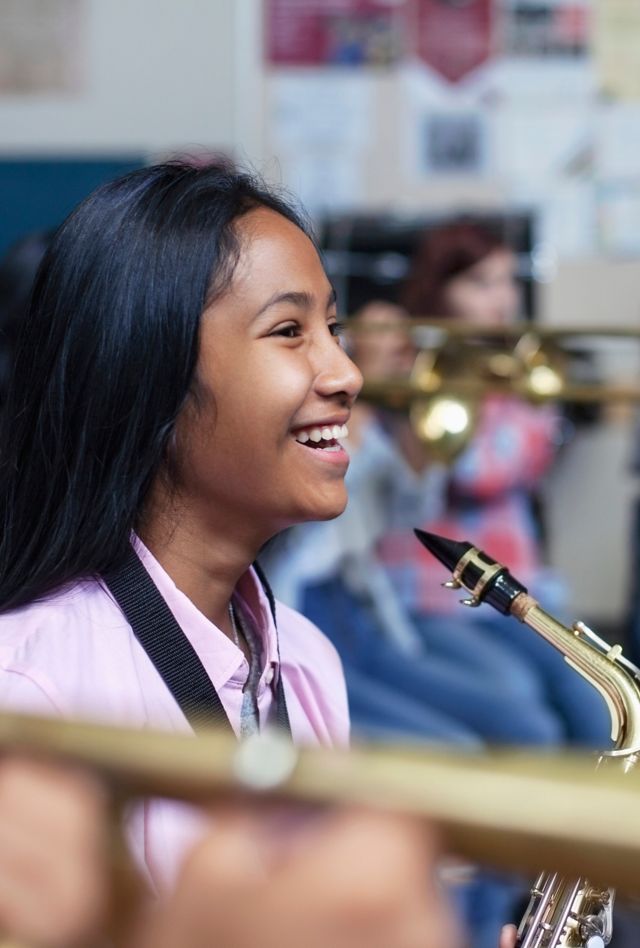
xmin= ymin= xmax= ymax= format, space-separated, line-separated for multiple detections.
xmin=1 ymin=711 xmax=640 ymax=900
xmin=353 ymin=322 xmax=640 ymax=462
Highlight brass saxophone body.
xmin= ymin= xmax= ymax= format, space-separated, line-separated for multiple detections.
xmin=414 ymin=528 xmax=640 ymax=948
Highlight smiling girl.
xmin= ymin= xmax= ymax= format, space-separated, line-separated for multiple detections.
xmin=0 ymin=161 xmax=362 ymax=887
xmin=0 ymin=161 xmax=521 ymax=948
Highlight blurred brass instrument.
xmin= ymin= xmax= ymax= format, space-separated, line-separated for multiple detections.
xmin=415 ymin=529 xmax=640 ymax=947
xmin=356 ymin=321 xmax=640 ymax=462
xmin=2 ymin=711 xmax=640 ymax=904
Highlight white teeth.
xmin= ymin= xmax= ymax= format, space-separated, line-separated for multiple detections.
xmin=322 ymin=444 xmax=341 ymax=452
xmin=294 ymin=423 xmax=349 ymax=444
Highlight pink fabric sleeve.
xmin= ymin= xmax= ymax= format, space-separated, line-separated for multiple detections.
xmin=0 ymin=666 xmax=63 ymax=715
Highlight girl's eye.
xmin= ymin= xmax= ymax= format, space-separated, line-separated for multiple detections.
xmin=329 ymin=320 xmax=346 ymax=339
xmin=272 ymin=323 xmax=301 ymax=338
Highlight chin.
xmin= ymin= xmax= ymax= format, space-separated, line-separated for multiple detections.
xmin=314 ymin=504 xmax=347 ymax=522
xmin=317 ymin=487 xmax=349 ymax=521
xmin=291 ymin=490 xmax=348 ymax=526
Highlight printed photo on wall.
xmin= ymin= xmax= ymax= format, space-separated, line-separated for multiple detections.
xmin=0 ymin=0 xmax=86 ymax=95
xmin=423 ymin=112 xmax=487 ymax=174
xmin=265 ymin=0 xmax=404 ymax=68
xmin=501 ymin=1 xmax=590 ymax=59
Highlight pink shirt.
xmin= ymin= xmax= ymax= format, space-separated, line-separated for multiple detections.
xmin=0 ymin=539 xmax=349 ymax=890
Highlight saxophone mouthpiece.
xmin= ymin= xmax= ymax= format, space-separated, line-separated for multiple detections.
xmin=413 ymin=529 xmax=471 ymax=572
xmin=414 ymin=528 xmax=528 ymax=617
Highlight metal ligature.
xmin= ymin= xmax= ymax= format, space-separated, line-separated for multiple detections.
xmin=414 ymin=528 xmax=640 ymax=948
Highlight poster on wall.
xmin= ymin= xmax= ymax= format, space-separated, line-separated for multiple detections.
xmin=269 ymin=72 xmax=373 ymax=150
xmin=494 ymin=105 xmax=592 ymax=183
xmin=268 ymin=72 xmax=373 ymax=213
xmin=275 ymin=150 xmax=365 ymax=215
xmin=596 ymin=104 xmax=640 ymax=179
xmin=501 ymin=1 xmax=589 ymax=59
xmin=594 ymin=0 xmax=640 ymax=101
xmin=411 ymin=0 xmax=494 ymax=84
xmin=494 ymin=0 xmax=593 ymax=102
xmin=597 ymin=181 xmax=640 ymax=256
xmin=0 ymin=0 xmax=85 ymax=94
xmin=422 ymin=111 xmax=488 ymax=174
xmin=265 ymin=0 xmax=405 ymax=67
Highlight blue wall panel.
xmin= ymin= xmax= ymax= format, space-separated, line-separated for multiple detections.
xmin=0 ymin=157 xmax=145 ymax=256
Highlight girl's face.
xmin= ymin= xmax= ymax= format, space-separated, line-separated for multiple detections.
xmin=173 ymin=208 xmax=362 ymax=541
xmin=441 ymin=249 xmax=519 ymax=326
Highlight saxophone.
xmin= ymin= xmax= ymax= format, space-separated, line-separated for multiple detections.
xmin=414 ymin=528 xmax=640 ymax=948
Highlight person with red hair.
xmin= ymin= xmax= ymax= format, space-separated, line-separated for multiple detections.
xmin=378 ymin=219 xmax=611 ymax=746
xmin=402 ymin=221 xmax=519 ymax=325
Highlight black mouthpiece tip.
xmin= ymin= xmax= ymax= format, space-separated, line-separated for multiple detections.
xmin=414 ymin=528 xmax=528 ymax=616
xmin=414 ymin=529 xmax=473 ymax=572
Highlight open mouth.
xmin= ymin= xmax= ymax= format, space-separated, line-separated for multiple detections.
xmin=293 ymin=423 xmax=348 ymax=452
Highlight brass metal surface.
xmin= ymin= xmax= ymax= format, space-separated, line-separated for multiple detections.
xmin=431 ymin=538 xmax=640 ymax=946
xmin=2 ymin=712 xmax=640 ymax=898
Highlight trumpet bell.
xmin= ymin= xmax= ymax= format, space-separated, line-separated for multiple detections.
xmin=407 ymin=347 xmax=477 ymax=461
xmin=512 ymin=334 xmax=567 ymax=401
xmin=409 ymin=394 xmax=477 ymax=462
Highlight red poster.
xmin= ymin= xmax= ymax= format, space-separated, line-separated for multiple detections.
xmin=412 ymin=0 xmax=493 ymax=83
xmin=265 ymin=0 xmax=404 ymax=67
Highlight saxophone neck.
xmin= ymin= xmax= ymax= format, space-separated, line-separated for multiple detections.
xmin=511 ymin=594 xmax=640 ymax=756
xmin=413 ymin=529 xmax=640 ymax=757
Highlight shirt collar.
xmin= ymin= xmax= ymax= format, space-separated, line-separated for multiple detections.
xmin=123 ymin=535 xmax=280 ymax=690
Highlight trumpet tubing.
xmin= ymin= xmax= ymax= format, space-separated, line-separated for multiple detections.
xmin=354 ymin=320 xmax=640 ymax=461
xmin=2 ymin=713 xmax=640 ymax=898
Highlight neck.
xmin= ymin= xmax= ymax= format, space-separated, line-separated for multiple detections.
xmin=139 ymin=494 xmax=268 ymax=633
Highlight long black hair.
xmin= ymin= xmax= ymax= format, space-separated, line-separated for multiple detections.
xmin=0 ymin=160 xmax=308 ymax=612
xmin=0 ymin=230 xmax=55 ymax=401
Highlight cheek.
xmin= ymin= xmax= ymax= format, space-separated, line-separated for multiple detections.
xmin=180 ymin=352 xmax=317 ymax=486
xmin=169 ymin=395 xmax=218 ymax=483
xmin=505 ymin=283 xmax=520 ymax=310
xmin=233 ymin=355 xmax=313 ymax=432
xmin=444 ymin=284 xmax=475 ymax=320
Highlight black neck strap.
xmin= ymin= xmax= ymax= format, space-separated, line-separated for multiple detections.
xmin=102 ymin=543 xmax=291 ymax=738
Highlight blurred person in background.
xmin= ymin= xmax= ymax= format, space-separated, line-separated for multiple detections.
xmin=402 ymin=221 xmax=519 ymax=327
xmin=377 ymin=219 xmax=611 ymax=748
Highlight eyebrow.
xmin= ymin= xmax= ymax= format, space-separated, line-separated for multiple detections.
xmin=254 ymin=287 xmax=337 ymax=319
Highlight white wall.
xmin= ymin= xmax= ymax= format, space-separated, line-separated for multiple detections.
xmin=545 ymin=418 xmax=637 ymax=624
xmin=539 ymin=262 xmax=640 ymax=624
xmin=0 ymin=0 xmax=237 ymax=155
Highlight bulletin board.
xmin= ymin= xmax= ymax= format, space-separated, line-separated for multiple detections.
xmin=265 ymin=0 xmax=640 ymax=259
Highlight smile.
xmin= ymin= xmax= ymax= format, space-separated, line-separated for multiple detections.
xmin=293 ymin=424 xmax=348 ymax=451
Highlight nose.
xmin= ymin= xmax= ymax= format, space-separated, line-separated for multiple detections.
xmin=313 ymin=334 xmax=363 ymax=404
